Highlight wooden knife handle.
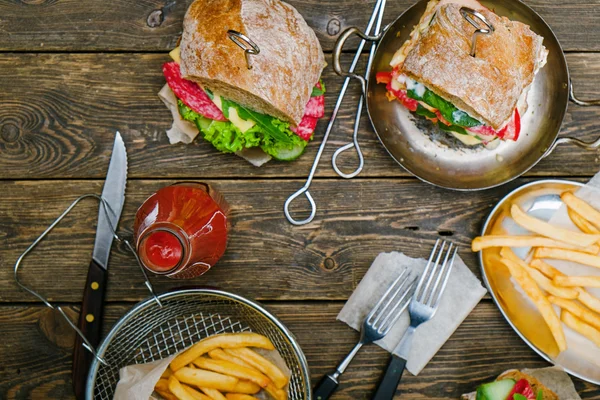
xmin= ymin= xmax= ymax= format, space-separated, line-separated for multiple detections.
xmin=72 ymin=259 xmax=108 ymax=399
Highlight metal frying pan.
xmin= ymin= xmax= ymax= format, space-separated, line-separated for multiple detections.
xmin=332 ymin=0 xmax=600 ymax=190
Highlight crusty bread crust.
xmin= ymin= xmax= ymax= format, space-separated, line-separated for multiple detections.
xmin=498 ymin=370 xmax=559 ymax=400
xmin=401 ymin=3 xmax=546 ymax=129
xmin=179 ymin=0 xmax=325 ymax=126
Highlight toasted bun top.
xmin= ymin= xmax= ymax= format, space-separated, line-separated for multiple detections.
xmin=401 ymin=3 xmax=546 ymax=129
xmin=179 ymin=0 xmax=325 ymax=125
xmin=498 ymin=370 xmax=559 ymax=400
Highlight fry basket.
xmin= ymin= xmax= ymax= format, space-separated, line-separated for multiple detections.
xmin=86 ymin=289 xmax=312 ymax=399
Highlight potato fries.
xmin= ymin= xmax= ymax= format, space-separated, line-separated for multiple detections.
xmin=230 ymin=381 xmax=262 ymax=395
xmin=548 ymin=296 xmax=600 ymax=330
xmin=171 ymin=333 xmax=274 ymax=371
xmin=535 ymin=247 xmax=600 ymax=269
xmin=501 ymin=258 xmax=567 ymax=351
xmin=156 ymin=389 xmax=179 ymax=400
xmin=568 ymin=208 xmax=600 ymax=235
xmin=562 ymin=192 xmax=600 ymax=229
xmin=264 ymin=382 xmax=287 ymax=400
xmin=577 ymin=288 xmax=600 ymax=314
xmin=472 ymin=235 xmax=599 ymax=254
xmin=209 ymin=348 xmax=254 ymax=369
xmin=561 ymin=310 xmax=600 ymax=347
xmin=193 ymin=357 xmax=270 ymax=387
xmin=225 ymin=348 xmax=289 ymax=389
xmin=174 ymin=368 xmax=239 ymax=392
xmin=169 ymin=376 xmax=198 ymax=400
xmin=184 ymin=385 xmax=213 ymax=400
xmin=199 ymin=387 xmax=227 ymax=400
xmin=526 ymin=267 xmax=578 ymax=299
xmin=511 ymin=204 xmax=600 ymax=247
xmin=156 ymin=378 xmax=170 ymax=392
xmin=530 ymin=259 xmax=564 ymax=280
xmin=554 ymin=275 xmax=600 ymax=288
xmin=226 ymin=395 xmax=259 ymax=400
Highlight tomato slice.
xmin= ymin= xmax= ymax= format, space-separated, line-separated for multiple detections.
xmin=507 ymin=379 xmax=536 ymax=400
xmin=376 ymin=71 xmax=393 ymax=84
xmin=467 ymin=108 xmax=521 ymax=141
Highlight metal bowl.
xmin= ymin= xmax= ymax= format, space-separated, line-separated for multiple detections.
xmin=86 ymin=289 xmax=311 ymax=400
xmin=479 ymin=179 xmax=600 ymax=385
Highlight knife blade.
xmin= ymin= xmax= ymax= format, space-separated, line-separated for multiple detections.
xmin=72 ymin=132 xmax=127 ymax=399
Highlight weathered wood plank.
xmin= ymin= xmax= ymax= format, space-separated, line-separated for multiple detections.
xmin=0 ymin=302 xmax=598 ymax=399
xmin=0 ymin=53 xmax=599 ymax=180
xmin=0 ymin=0 xmax=598 ymax=52
xmin=2 ymin=177 xmax=589 ymax=303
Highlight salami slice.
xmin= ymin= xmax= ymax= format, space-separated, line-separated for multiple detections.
xmin=162 ymin=62 xmax=226 ymax=121
xmin=468 ymin=108 xmax=520 ymax=141
xmin=304 ymin=95 xmax=325 ymax=118
xmin=291 ymin=115 xmax=318 ymax=141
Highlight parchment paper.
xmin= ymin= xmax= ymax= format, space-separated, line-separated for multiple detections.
xmin=337 ymin=251 xmax=487 ymax=375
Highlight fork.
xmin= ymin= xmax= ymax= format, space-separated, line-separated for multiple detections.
xmin=372 ymin=240 xmax=458 ymax=400
xmin=313 ymin=267 xmax=417 ymax=400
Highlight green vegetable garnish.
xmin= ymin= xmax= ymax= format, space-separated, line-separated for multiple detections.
xmin=408 ymin=85 xmax=481 ymax=128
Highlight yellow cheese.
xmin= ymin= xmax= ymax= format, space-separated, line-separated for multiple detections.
xmin=211 ymin=93 xmax=256 ymax=133
xmin=450 ymin=132 xmax=482 ymax=146
xmin=169 ymin=47 xmax=181 ymax=63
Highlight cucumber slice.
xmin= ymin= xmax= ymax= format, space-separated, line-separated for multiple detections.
xmin=266 ymin=142 xmax=307 ymax=161
xmin=476 ymin=379 xmax=516 ymax=400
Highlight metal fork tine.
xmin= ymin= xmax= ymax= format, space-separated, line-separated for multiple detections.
xmin=372 ymin=271 xmax=413 ymax=328
xmin=419 ymin=240 xmax=446 ymax=303
xmin=433 ymin=246 xmax=458 ymax=309
xmin=367 ymin=268 xmax=408 ymax=323
xmin=426 ymin=242 xmax=453 ymax=306
xmin=379 ymin=276 xmax=417 ymax=334
xmin=413 ymin=239 xmax=440 ymax=301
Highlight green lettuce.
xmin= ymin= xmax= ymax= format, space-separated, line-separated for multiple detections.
xmin=408 ymin=86 xmax=481 ymax=128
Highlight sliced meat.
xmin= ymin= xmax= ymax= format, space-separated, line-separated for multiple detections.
xmin=291 ymin=115 xmax=318 ymax=141
xmin=304 ymin=95 xmax=325 ymax=118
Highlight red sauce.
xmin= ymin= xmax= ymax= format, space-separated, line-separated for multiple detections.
xmin=134 ymin=183 xmax=228 ymax=278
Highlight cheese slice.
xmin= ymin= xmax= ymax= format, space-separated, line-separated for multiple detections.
xmin=211 ymin=92 xmax=256 ymax=133
xmin=169 ymin=47 xmax=181 ymax=63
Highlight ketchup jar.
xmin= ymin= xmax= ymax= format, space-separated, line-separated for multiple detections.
xmin=134 ymin=182 xmax=229 ymax=279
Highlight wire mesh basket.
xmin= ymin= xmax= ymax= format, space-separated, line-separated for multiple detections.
xmin=86 ymin=289 xmax=312 ymax=400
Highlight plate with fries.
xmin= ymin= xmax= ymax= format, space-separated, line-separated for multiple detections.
xmin=474 ymin=179 xmax=600 ymax=384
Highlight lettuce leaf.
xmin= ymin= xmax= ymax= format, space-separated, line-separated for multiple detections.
xmin=408 ymin=86 xmax=481 ymax=128
xmin=311 ymin=79 xmax=326 ymax=97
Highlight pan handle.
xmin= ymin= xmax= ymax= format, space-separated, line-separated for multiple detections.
xmin=332 ymin=27 xmax=383 ymax=95
xmin=570 ymin=79 xmax=600 ymax=106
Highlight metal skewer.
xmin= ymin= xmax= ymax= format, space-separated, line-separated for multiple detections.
xmin=332 ymin=0 xmax=387 ymax=179
xmin=459 ymin=7 xmax=494 ymax=57
xmin=284 ymin=0 xmax=386 ymax=226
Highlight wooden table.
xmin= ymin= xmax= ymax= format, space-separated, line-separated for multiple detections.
xmin=1 ymin=0 xmax=599 ymax=398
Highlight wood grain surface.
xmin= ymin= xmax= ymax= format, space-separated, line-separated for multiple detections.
xmin=0 ymin=0 xmax=598 ymax=52
xmin=1 ymin=302 xmax=599 ymax=400
xmin=0 ymin=52 xmax=599 ymax=180
xmin=2 ymin=177 xmax=552 ymax=303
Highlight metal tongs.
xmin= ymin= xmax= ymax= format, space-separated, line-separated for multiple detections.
xmin=284 ymin=0 xmax=388 ymax=225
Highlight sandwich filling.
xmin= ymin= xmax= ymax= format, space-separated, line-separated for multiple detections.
xmin=161 ymin=51 xmax=325 ymax=163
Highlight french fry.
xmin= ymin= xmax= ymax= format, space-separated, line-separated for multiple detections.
xmin=225 ymin=348 xmax=289 ymax=389
xmin=226 ymin=395 xmax=259 ymax=400
xmin=169 ymin=376 xmax=198 ymax=400
xmin=510 ymin=204 xmax=600 ymax=247
xmin=500 ymin=258 xmax=567 ymax=352
xmin=171 ymin=333 xmax=274 ymax=371
xmin=193 ymin=357 xmax=270 ymax=387
xmin=156 ymin=389 xmax=180 ymax=400
xmin=561 ymin=310 xmax=600 ymax=347
xmin=162 ymin=367 xmax=173 ymax=379
xmin=548 ymin=296 xmax=600 ymax=330
xmin=471 ymin=235 xmax=599 ymax=254
xmin=264 ymin=382 xmax=287 ymax=400
xmin=208 ymin=348 xmax=254 ymax=369
xmin=568 ymin=208 xmax=600 ymax=235
xmin=554 ymin=275 xmax=600 ymax=288
xmin=174 ymin=367 xmax=239 ymax=392
xmin=199 ymin=387 xmax=227 ymax=400
xmin=156 ymin=378 xmax=170 ymax=392
xmin=526 ymin=267 xmax=578 ymax=299
xmin=231 ymin=381 xmax=262 ymax=395
xmin=535 ymin=247 xmax=600 ymax=269
xmin=530 ymin=259 xmax=564 ymax=280
xmin=562 ymin=192 xmax=600 ymax=230
xmin=577 ymin=288 xmax=600 ymax=314
xmin=183 ymin=385 xmax=213 ymax=400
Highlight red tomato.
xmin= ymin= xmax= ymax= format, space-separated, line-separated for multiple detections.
xmin=507 ymin=379 xmax=536 ymax=400
xmin=376 ymin=71 xmax=393 ymax=84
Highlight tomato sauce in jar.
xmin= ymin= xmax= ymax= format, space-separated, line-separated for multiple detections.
xmin=134 ymin=182 xmax=228 ymax=279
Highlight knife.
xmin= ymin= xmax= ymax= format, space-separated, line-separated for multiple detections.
xmin=72 ymin=132 xmax=127 ymax=399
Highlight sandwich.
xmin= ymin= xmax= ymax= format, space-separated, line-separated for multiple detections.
xmin=159 ymin=0 xmax=326 ymax=166
xmin=462 ymin=370 xmax=558 ymax=400
xmin=377 ymin=0 xmax=548 ymax=148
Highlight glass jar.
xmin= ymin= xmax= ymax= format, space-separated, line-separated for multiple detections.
xmin=134 ymin=182 xmax=229 ymax=279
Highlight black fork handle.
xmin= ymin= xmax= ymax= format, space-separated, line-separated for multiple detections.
xmin=372 ymin=355 xmax=407 ymax=400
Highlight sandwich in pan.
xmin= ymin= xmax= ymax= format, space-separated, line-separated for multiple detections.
xmin=377 ymin=0 xmax=548 ymax=148
xmin=159 ymin=0 xmax=326 ymax=166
